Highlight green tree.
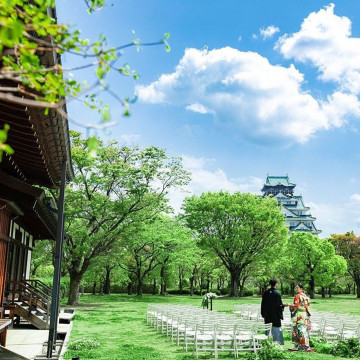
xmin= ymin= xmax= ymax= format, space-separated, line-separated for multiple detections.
xmin=286 ymin=232 xmax=347 ymax=299
xmin=182 ymin=191 xmax=288 ymax=297
xmin=0 ymin=0 xmax=170 ymax=155
xmin=63 ymin=133 xmax=190 ymax=304
xmin=119 ymin=215 xmax=192 ymax=296
xmin=30 ymin=240 xmax=53 ymax=277
xmin=330 ymin=232 xmax=360 ymax=298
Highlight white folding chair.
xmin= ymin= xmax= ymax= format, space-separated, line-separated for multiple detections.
xmin=195 ymin=323 xmax=217 ymax=358
xmin=216 ymin=323 xmax=236 ymax=357
xmin=234 ymin=321 xmax=254 ymax=357
xmin=253 ymin=323 xmax=272 ymax=352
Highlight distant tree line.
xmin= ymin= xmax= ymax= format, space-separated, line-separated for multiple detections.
xmin=31 ymin=134 xmax=360 ymax=304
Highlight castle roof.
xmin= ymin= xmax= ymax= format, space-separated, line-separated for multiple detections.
xmin=264 ymin=175 xmax=295 ymax=187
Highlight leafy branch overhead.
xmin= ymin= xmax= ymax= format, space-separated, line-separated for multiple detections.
xmin=0 ymin=0 xmax=170 ymax=135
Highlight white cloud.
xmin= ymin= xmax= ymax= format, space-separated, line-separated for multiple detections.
xmin=120 ymin=134 xmax=141 ymax=144
xmin=260 ymin=25 xmax=280 ymax=39
xmin=252 ymin=34 xmax=258 ymax=40
xmin=237 ymin=35 xmax=242 ymax=42
xmin=167 ymin=155 xmax=263 ymax=213
xmin=136 ymin=47 xmax=360 ymax=145
xmin=277 ymin=3 xmax=360 ymax=94
xmin=181 ymin=155 xmax=215 ymax=170
xmin=350 ymin=193 xmax=360 ymax=202
xmin=186 ymin=103 xmax=213 ymax=114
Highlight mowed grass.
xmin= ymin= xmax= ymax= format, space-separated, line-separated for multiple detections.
xmin=62 ymin=294 xmax=360 ymax=360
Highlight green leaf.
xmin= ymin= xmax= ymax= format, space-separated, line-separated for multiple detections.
xmin=163 ymin=40 xmax=171 ymax=52
xmin=96 ymin=66 xmax=105 ymax=80
xmin=87 ymin=136 xmax=99 ymax=157
xmin=164 ymin=33 xmax=170 ymax=39
xmin=102 ymin=105 xmax=110 ymax=122
xmin=3 ymin=144 xmax=14 ymax=155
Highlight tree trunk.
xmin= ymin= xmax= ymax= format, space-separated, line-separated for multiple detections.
xmin=178 ymin=266 xmax=183 ymax=295
xmin=160 ymin=265 xmax=166 ymax=296
xmin=229 ymin=271 xmax=240 ymax=297
xmin=92 ymin=282 xmax=96 ymax=295
xmin=127 ymin=281 xmax=133 ymax=295
xmin=189 ymin=276 xmax=194 ymax=296
xmin=239 ymin=277 xmax=246 ymax=297
xmin=309 ymin=276 xmax=315 ymax=299
xmin=290 ymin=283 xmax=295 ymax=297
xmin=321 ymin=286 xmax=325 ymax=298
xmin=103 ymin=266 xmax=111 ymax=294
xmin=206 ymin=279 xmax=210 ymax=293
xmin=199 ymin=276 xmax=204 ymax=296
xmin=68 ymin=273 xmax=81 ymax=305
xmin=153 ymin=279 xmax=157 ymax=295
xmin=346 ymin=284 xmax=351 ymax=294
xmin=354 ymin=275 xmax=360 ymax=299
xmin=328 ymin=287 xmax=332 ymax=298
xmin=137 ymin=277 xmax=143 ymax=296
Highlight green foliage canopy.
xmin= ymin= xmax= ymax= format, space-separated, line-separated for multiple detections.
xmin=182 ymin=191 xmax=288 ymax=297
xmin=285 ymin=232 xmax=347 ymax=298
xmin=63 ymin=132 xmax=190 ymax=304
xmin=330 ymin=232 xmax=360 ymax=298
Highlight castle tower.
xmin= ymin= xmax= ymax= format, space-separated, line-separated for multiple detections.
xmin=262 ymin=175 xmax=321 ymax=236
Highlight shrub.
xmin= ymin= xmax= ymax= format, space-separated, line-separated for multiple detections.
xmin=167 ymin=289 xmax=191 ymax=295
xmin=311 ymin=337 xmax=332 ymax=354
xmin=256 ymin=340 xmax=289 ymax=359
xmin=219 ymin=287 xmax=230 ymax=295
xmin=241 ymin=287 xmax=255 ymax=297
xmin=331 ymin=338 xmax=360 ymax=358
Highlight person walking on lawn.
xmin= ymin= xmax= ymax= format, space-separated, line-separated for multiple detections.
xmin=285 ymin=283 xmax=315 ymax=352
xmin=261 ymin=278 xmax=286 ymax=346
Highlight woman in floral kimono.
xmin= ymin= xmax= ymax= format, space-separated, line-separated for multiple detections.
xmin=286 ymin=283 xmax=314 ymax=352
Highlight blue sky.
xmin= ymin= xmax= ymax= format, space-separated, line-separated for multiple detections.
xmin=56 ymin=1 xmax=360 ymax=238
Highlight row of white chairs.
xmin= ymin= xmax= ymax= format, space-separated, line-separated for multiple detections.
xmin=146 ymin=305 xmax=272 ymax=358
xmin=232 ymin=304 xmax=261 ymax=321
xmin=309 ymin=315 xmax=360 ymax=342
xmin=233 ymin=305 xmax=360 ymax=343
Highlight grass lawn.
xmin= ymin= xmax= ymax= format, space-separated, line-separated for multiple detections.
xmin=62 ymin=294 xmax=360 ymax=360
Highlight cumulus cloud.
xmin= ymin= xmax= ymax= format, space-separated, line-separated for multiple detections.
xmin=167 ymin=155 xmax=263 ymax=213
xmin=277 ymin=3 xmax=360 ymax=94
xmin=260 ymin=25 xmax=280 ymax=39
xmin=350 ymin=193 xmax=360 ymax=202
xmin=136 ymin=47 xmax=360 ymax=144
xmin=186 ymin=103 xmax=214 ymax=114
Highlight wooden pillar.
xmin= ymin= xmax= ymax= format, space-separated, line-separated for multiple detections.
xmin=0 ymin=203 xmax=10 ymax=317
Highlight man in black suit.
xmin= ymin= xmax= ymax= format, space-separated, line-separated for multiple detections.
xmin=261 ymin=278 xmax=286 ymax=345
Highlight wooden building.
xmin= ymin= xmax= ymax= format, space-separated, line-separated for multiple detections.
xmin=0 ymin=6 xmax=73 ymax=355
